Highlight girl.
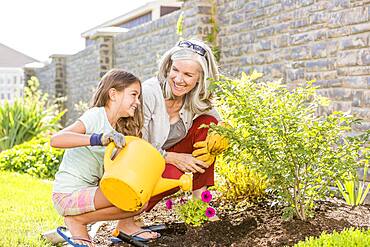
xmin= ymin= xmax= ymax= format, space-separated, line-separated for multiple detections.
xmin=51 ymin=69 xmax=158 ymax=247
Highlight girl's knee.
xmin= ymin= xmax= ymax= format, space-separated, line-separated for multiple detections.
xmin=138 ymin=202 xmax=149 ymax=213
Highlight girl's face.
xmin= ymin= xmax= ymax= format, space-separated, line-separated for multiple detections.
xmin=114 ymin=81 xmax=141 ymax=117
xmin=168 ymin=59 xmax=201 ymax=97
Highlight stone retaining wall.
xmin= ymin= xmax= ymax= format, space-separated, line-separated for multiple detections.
xmin=217 ymin=0 xmax=370 ymax=130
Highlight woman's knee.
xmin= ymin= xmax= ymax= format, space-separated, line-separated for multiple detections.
xmin=189 ymin=115 xmax=218 ymax=143
xmin=193 ymin=115 xmax=218 ymax=128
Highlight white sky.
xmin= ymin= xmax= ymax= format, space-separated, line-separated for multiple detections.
xmin=0 ymin=0 xmax=154 ymax=62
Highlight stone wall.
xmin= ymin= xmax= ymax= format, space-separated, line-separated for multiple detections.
xmin=114 ymin=0 xmax=214 ymax=81
xmin=217 ymin=0 xmax=370 ymax=129
xmin=113 ymin=11 xmax=180 ymax=81
xmin=32 ymin=45 xmax=100 ymax=123
xmin=31 ymin=0 xmax=370 ymax=128
xmin=65 ymin=45 xmax=100 ymax=120
xmin=34 ymin=62 xmax=56 ymax=100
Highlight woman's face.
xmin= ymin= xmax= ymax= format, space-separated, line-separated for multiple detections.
xmin=168 ymin=59 xmax=201 ymax=97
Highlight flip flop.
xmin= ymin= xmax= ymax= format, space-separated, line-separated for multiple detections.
xmin=142 ymin=224 xmax=167 ymax=232
xmin=111 ymin=236 xmax=148 ymax=246
xmin=111 ymin=228 xmax=160 ymax=246
xmin=131 ymin=228 xmax=161 ymax=242
xmin=56 ymin=226 xmax=92 ymax=247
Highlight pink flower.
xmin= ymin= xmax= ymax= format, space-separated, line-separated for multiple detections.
xmin=165 ymin=199 xmax=173 ymax=210
xmin=205 ymin=207 xmax=216 ymax=218
xmin=201 ymin=190 xmax=212 ymax=203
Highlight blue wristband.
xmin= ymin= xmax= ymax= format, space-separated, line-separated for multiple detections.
xmin=90 ymin=133 xmax=103 ymax=146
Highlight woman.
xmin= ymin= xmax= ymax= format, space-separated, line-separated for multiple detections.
xmin=120 ymin=39 xmax=227 ymax=241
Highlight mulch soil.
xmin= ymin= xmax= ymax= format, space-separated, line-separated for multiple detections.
xmin=93 ymin=196 xmax=370 ymax=247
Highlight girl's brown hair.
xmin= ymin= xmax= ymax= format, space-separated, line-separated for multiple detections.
xmin=91 ymin=69 xmax=143 ymax=137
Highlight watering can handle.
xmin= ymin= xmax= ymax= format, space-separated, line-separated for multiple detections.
xmin=104 ymin=142 xmax=116 ymax=170
xmin=104 ymin=136 xmax=138 ymax=170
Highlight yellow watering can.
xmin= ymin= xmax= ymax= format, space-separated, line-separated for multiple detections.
xmin=100 ymin=136 xmax=192 ymax=212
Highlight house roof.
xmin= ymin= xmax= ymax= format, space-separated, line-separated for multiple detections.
xmin=0 ymin=43 xmax=38 ymax=68
xmin=82 ymin=0 xmax=182 ymax=39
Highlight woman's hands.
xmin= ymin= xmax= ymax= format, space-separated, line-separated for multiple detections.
xmin=193 ymin=132 xmax=229 ymax=156
xmin=192 ymin=124 xmax=230 ymax=167
xmin=165 ymin=152 xmax=208 ymax=173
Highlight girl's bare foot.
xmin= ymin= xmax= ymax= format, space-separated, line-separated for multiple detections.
xmin=133 ymin=215 xmax=145 ymax=227
xmin=64 ymin=216 xmax=95 ymax=246
xmin=71 ymin=236 xmax=94 ymax=247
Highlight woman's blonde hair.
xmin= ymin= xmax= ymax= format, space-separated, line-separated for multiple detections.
xmin=91 ymin=69 xmax=144 ymax=137
xmin=157 ymin=39 xmax=219 ymax=114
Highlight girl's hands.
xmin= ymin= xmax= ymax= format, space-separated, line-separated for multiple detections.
xmin=101 ymin=131 xmax=126 ymax=148
xmin=90 ymin=130 xmax=125 ymax=148
xmin=165 ymin=152 xmax=208 ymax=174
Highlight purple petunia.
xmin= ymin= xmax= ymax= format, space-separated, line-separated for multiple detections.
xmin=201 ymin=190 xmax=212 ymax=203
xmin=179 ymin=197 xmax=186 ymax=205
xmin=205 ymin=207 xmax=216 ymax=218
xmin=165 ymin=199 xmax=173 ymax=210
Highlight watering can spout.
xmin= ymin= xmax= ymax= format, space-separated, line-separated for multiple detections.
xmin=152 ymin=174 xmax=192 ymax=197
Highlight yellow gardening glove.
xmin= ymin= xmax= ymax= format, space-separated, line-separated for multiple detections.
xmin=192 ymin=132 xmax=229 ymax=167
xmin=192 ymin=147 xmax=215 ymax=167
xmin=211 ymin=122 xmax=231 ymax=154
xmin=193 ymin=133 xmax=229 ymax=155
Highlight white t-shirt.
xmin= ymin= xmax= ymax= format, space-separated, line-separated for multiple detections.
xmin=53 ymin=107 xmax=114 ymax=193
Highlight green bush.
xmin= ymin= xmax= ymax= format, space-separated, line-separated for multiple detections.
xmin=215 ymin=156 xmax=267 ymax=201
xmin=0 ymin=136 xmax=64 ymax=179
xmin=211 ymin=71 xmax=369 ymax=221
xmin=294 ymin=228 xmax=370 ymax=247
xmin=0 ymin=76 xmax=64 ymax=151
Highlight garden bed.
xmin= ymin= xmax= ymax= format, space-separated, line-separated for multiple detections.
xmin=93 ymin=197 xmax=370 ymax=247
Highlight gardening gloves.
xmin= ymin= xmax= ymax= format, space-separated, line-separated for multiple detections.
xmin=90 ymin=130 xmax=126 ymax=148
xmin=192 ymin=147 xmax=216 ymax=167
xmin=192 ymin=124 xmax=229 ymax=167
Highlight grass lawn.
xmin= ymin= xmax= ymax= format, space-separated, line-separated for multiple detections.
xmin=0 ymin=171 xmax=63 ymax=247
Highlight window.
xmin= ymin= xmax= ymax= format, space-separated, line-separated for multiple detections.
xmin=85 ymin=39 xmax=95 ymax=47
xmin=7 ymin=93 xmax=11 ymax=100
xmin=1 ymin=93 xmax=4 ymax=100
xmin=160 ymin=6 xmax=181 ymax=17
xmin=14 ymin=76 xmax=17 ymax=84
